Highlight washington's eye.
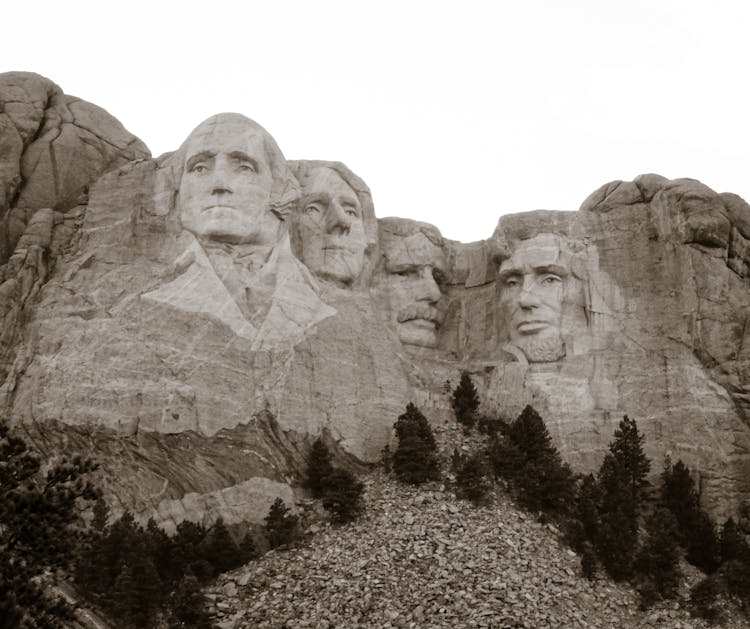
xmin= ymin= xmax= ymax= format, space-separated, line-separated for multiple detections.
xmin=238 ymin=163 xmax=257 ymax=173
xmin=344 ymin=206 xmax=358 ymax=217
xmin=395 ymin=269 xmax=416 ymax=278
xmin=191 ymin=164 xmax=208 ymax=174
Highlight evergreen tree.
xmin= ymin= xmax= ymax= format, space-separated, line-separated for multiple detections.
xmin=608 ymin=415 xmax=651 ymax=507
xmin=580 ymin=546 xmax=597 ymax=580
xmin=321 ymin=468 xmax=365 ymax=524
xmin=304 ymin=438 xmax=334 ymax=499
xmin=205 ymin=518 xmax=241 ymax=574
xmin=455 ymin=452 xmax=490 ymax=506
xmin=111 ymin=562 xmax=140 ymax=627
xmin=661 ymin=459 xmax=720 ymax=573
xmin=595 ymin=454 xmax=637 ymax=581
xmin=686 ymin=510 xmax=720 ymax=574
xmin=393 ymin=434 xmax=441 ymax=485
xmin=392 ymin=404 xmax=440 ymax=485
xmin=0 ymin=417 xmax=100 ymax=626
xmin=264 ymin=498 xmax=299 ymax=548
xmin=452 ymin=372 xmax=480 ymax=430
xmin=394 ymin=403 xmax=437 ymax=450
xmin=507 ymin=405 xmax=556 ymax=463
xmin=515 ymin=454 xmax=575 ymax=514
xmin=689 ymin=577 xmax=722 ymax=624
xmin=577 ymin=473 xmax=600 ymax=543
xmin=486 ymin=434 xmax=525 ymax=482
xmin=634 ymin=508 xmax=681 ymax=608
xmin=239 ymin=531 xmax=259 ymax=563
xmin=720 ymin=517 xmax=747 ymax=563
xmin=92 ymin=496 xmax=109 ymax=532
xmin=167 ymin=574 xmax=213 ymax=629
xmin=661 ymin=459 xmax=699 ymax=537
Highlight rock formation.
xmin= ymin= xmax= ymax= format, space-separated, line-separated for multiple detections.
xmin=0 ymin=73 xmax=748 ymax=527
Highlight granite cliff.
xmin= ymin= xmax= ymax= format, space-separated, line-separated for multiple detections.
xmin=0 ymin=73 xmax=748 ymax=528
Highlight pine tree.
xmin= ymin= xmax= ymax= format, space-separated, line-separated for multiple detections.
xmin=661 ymin=459 xmax=720 ymax=573
xmin=0 ymin=417 xmax=100 ymax=626
xmin=92 ymin=496 xmax=109 ymax=532
xmin=661 ymin=459 xmax=699 ymax=538
xmin=392 ymin=404 xmax=440 ymax=485
xmin=452 ymin=372 xmax=480 ymax=430
xmin=264 ymin=498 xmax=299 ymax=548
xmin=608 ymin=415 xmax=651 ymax=508
xmin=205 ymin=517 xmax=241 ymax=574
xmin=111 ymin=562 xmax=140 ymax=627
xmin=507 ymin=405 xmax=556 ymax=463
xmin=581 ymin=546 xmax=597 ymax=580
xmin=167 ymin=574 xmax=213 ymax=629
xmin=304 ymin=437 xmax=334 ymax=499
xmin=595 ymin=454 xmax=637 ymax=581
xmin=634 ymin=508 xmax=681 ymax=608
xmin=321 ymin=468 xmax=365 ymax=524
xmin=394 ymin=403 xmax=437 ymax=450
xmin=720 ymin=517 xmax=747 ymax=563
xmin=577 ymin=473 xmax=600 ymax=543
xmin=239 ymin=531 xmax=259 ymax=563
xmin=455 ymin=452 xmax=490 ymax=506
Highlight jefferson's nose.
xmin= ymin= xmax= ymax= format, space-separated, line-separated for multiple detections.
xmin=325 ymin=201 xmax=351 ymax=235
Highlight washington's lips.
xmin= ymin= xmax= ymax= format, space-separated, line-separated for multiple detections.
xmin=516 ymin=320 xmax=551 ymax=334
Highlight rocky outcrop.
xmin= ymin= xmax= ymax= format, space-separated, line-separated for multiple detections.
xmin=0 ymin=72 xmax=149 ymax=263
xmin=0 ymin=73 xmax=748 ymax=527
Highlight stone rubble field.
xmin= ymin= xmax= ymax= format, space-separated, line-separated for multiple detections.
xmin=206 ymin=425 xmax=746 ymax=629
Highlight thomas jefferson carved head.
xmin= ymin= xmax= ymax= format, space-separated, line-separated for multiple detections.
xmin=176 ymin=113 xmax=296 ymax=245
xmin=289 ymin=161 xmax=374 ymax=285
xmin=378 ymin=218 xmax=447 ymax=348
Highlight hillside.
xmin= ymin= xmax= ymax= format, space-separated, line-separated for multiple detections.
xmin=205 ymin=423 xmax=746 ymax=629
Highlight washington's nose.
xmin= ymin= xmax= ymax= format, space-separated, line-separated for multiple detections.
xmin=416 ymin=267 xmax=441 ymax=303
xmin=210 ymin=163 xmax=234 ymax=196
xmin=325 ymin=201 xmax=351 ymax=235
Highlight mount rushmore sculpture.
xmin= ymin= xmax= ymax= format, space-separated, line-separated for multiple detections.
xmin=0 ymin=72 xmax=748 ymax=528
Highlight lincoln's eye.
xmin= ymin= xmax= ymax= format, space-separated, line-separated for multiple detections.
xmin=238 ymin=163 xmax=256 ymax=173
xmin=542 ymin=275 xmax=561 ymax=285
xmin=506 ymin=278 xmax=519 ymax=288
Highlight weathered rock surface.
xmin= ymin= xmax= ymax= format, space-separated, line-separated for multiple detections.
xmin=0 ymin=72 xmax=749 ymax=528
xmin=0 ymin=72 xmax=149 ymax=262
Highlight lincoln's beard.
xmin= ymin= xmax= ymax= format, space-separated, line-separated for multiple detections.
xmin=513 ymin=331 xmax=565 ymax=363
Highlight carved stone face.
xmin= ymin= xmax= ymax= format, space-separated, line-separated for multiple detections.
xmin=382 ymin=232 xmax=446 ymax=348
xmin=178 ymin=115 xmax=281 ymax=245
xmin=498 ymin=234 xmax=568 ymax=362
xmin=296 ymin=166 xmax=366 ymax=284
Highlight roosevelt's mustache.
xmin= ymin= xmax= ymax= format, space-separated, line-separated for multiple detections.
xmin=397 ymin=304 xmax=444 ymax=324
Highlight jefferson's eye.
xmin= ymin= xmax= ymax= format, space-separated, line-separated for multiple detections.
xmin=344 ymin=206 xmax=358 ymax=217
xmin=432 ymin=269 xmax=446 ymax=285
xmin=305 ymin=204 xmax=322 ymax=215
xmin=238 ymin=163 xmax=257 ymax=173
xmin=395 ymin=270 xmax=416 ymax=278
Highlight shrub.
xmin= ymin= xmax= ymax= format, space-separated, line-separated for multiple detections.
xmin=394 ymin=403 xmax=436 ymax=450
xmin=264 ymin=498 xmax=299 ymax=548
xmin=321 ymin=468 xmax=364 ymax=524
xmin=452 ymin=372 xmax=479 ymax=430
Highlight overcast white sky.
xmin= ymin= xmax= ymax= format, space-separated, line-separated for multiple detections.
xmin=3 ymin=1 xmax=749 ymax=242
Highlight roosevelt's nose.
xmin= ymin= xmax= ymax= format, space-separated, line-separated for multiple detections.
xmin=325 ymin=201 xmax=351 ymax=235
xmin=415 ymin=267 xmax=441 ymax=303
